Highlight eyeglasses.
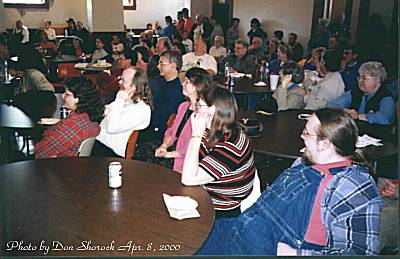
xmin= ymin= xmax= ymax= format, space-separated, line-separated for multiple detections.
xmin=302 ymin=128 xmax=317 ymax=137
xmin=357 ymin=75 xmax=376 ymax=81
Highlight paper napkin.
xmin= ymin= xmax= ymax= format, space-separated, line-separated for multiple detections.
xmin=163 ymin=193 xmax=200 ymax=220
xmin=356 ymin=134 xmax=383 ymax=148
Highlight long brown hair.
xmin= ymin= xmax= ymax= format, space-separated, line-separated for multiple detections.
xmin=205 ymin=86 xmax=241 ymax=145
xmin=130 ymin=68 xmax=153 ymax=110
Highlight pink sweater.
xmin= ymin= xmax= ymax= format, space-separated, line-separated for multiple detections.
xmin=163 ymin=101 xmax=192 ymax=173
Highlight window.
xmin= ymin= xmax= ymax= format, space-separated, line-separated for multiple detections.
xmin=3 ymin=0 xmax=49 ymax=9
xmin=123 ymin=0 xmax=136 ymax=10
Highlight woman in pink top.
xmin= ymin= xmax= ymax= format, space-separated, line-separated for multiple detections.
xmin=155 ymin=67 xmax=214 ymax=172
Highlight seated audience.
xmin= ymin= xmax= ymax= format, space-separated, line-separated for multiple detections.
xmin=155 ymin=67 xmax=213 ymax=173
xmin=35 ymin=76 xmax=104 ymax=159
xmin=43 ymin=19 xmax=56 ymax=41
xmin=208 ymin=36 xmax=227 ymax=60
xmin=328 ymin=62 xmax=396 ymax=125
xmin=111 ymin=34 xmax=124 ymax=62
xmin=340 ymin=44 xmax=362 ymax=91
xmin=225 ymin=39 xmax=256 ymax=75
xmin=304 ymin=50 xmax=345 ymax=110
xmin=272 ymin=61 xmax=305 ymax=111
xmin=92 ymin=68 xmax=152 ymax=157
xmin=288 ymin=32 xmax=304 ymax=62
xmin=197 ymin=108 xmax=382 ymax=255
xmin=181 ymin=86 xmax=256 ymax=218
xmin=248 ymin=36 xmax=265 ymax=57
xmin=182 ymin=37 xmax=217 ymax=75
xmin=91 ymin=37 xmax=110 ymax=63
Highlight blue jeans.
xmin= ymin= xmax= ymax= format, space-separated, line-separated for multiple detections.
xmin=197 ymin=164 xmax=325 ymax=255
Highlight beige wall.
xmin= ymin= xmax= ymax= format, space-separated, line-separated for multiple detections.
xmin=1 ymin=0 xmax=87 ymax=30
xmin=191 ymin=0 xmax=212 ymax=18
xmin=233 ymin=0 xmax=314 ymax=48
xmin=90 ymin=0 xmax=124 ymax=32
xmin=124 ymin=0 xmax=189 ymax=29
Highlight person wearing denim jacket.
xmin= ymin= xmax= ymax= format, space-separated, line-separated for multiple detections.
xmin=197 ymin=108 xmax=382 ymax=255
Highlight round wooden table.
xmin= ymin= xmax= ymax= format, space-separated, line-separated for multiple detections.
xmin=0 ymin=157 xmax=215 ymax=256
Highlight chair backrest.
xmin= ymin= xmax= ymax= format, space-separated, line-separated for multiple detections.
xmin=77 ymin=137 xmax=96 ymax=157
xmin=240 ymin=170 xmax=261 ymax=213
xmin=57 ymin=63 xmax=81 ymax=79
xmin=0 ymin=104 xmax=35 ymax=129
xmin=125 ymin=130 xmax=139 ymax=159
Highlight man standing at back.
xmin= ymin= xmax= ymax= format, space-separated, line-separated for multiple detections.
xmin=198 ymin=108 xmax=382 ymax=255
xmin=136 ymin=51 xmax=184 ymax=159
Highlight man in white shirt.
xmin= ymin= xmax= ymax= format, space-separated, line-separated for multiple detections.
xmin=13 ymin=20 xmax=29 ymax=44
xmin=43 ymin=20 xmax=56 ymax=41
xmin=182 ymin=37 xmax=217 ymax=75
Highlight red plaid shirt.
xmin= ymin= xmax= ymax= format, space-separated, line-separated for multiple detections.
xmin=35 ymin=112 xmax=100 ymax=159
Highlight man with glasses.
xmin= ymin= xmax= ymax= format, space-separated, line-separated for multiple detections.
xmin=340 ymin=44 xmax=361 ymax=91
xmin=134 ymin=50 xmax=184 ymax=166
xmin=328 ymin=61 xmax=395 ymax=125
xmin=197 ymin=108 xmax=381 ymax=255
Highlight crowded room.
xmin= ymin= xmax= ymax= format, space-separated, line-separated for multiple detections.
xmin=0 ymin=0 xmax=398 ymax=256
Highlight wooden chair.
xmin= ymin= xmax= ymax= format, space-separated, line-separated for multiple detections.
xmin=52 ymin=63 xmax=81 ymax=92
xmin=125 ymin=130 xmax=139 ymax=159
xmin=77 ymin=137 xmax=96 ymax=157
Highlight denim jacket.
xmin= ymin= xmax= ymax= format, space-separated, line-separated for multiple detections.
xmin=197 ymin=158 xmax=382 ymax=255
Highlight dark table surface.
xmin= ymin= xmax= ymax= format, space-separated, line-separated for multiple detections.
xmin=45 ymin=54 xmax=81 ymax=64
xmin=0 ymin=157 xmax=215 ymax=256
xmin=240 ymin=109 xmax=398 ymax=161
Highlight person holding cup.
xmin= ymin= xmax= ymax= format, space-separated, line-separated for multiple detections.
xmin=181 ymin=86 xmax=257 ymax=218
xmin=272 ymin=60 xmax=305 ymax=111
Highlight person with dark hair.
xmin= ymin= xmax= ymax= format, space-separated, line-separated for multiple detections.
xmin=339 ymin=44 xmax=361 ymax=91
xmin=38 ymin=30 xmax=57 ymax=55
xmin=182 ymin=37 xmax=217 ymax=75
xmin=181 ymin=8 xmax=193 ymax=33
xmin=147 ymin=54 xmax=161 ymax=78
xmin=288 ymin=32 xmax=304 ymax=62
xmin=76 ymin=21 xmax=93 ymax=52
xmin=209 ymin=16 xmax=224 ymax=46
xmin=65 ymin=18 xmax=78 ymax=37
xmin=197 ymin=108 xmax=381 ymax=255
xmin=304 ymin=51 xmax=345 ymax=110
xmin=225 ymin=39 xmax=256 ymax=75
xmin=226 ymin=18 xmax=240 ymax=51
xmin=132 ymin=46 xmax=150 ymax=71
xmin=92 ymin=68 xmax=152 ymax=157
xmin=328 ymin=61 xmax=395 ymax=125
xmin=35 ymin=76 xmax=104 ymax=159
xmin=155 ymin=67 xmax=214 ymax=172
xmin=272 ymin=60 xmax=305 ymax=111
xmin=176 ymin=11 xmax=185 ymax=32
xmin=72 ymin=37 xmax=84 ymax=57
xmin=247 ymin=18 xmax=268 ymax=45
xmin=146 ymin=23 xmax=153 ymax=31
xmin=181 ymin=86 xmax=256 ymax=218
xmin=17 ymin=47 xmax=54 ymax=94
xmin=163 ymin=15 xmax=177 ymax=41
xmin=91 ymin=37 xmax=110 ymax=63
xmin=273 ymin=30 xmax=284 ymax=43
xmin=171 ymin=41 xmax=186 ymax=55
xmin=269 ymin=43 xmax=293 ymax=75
